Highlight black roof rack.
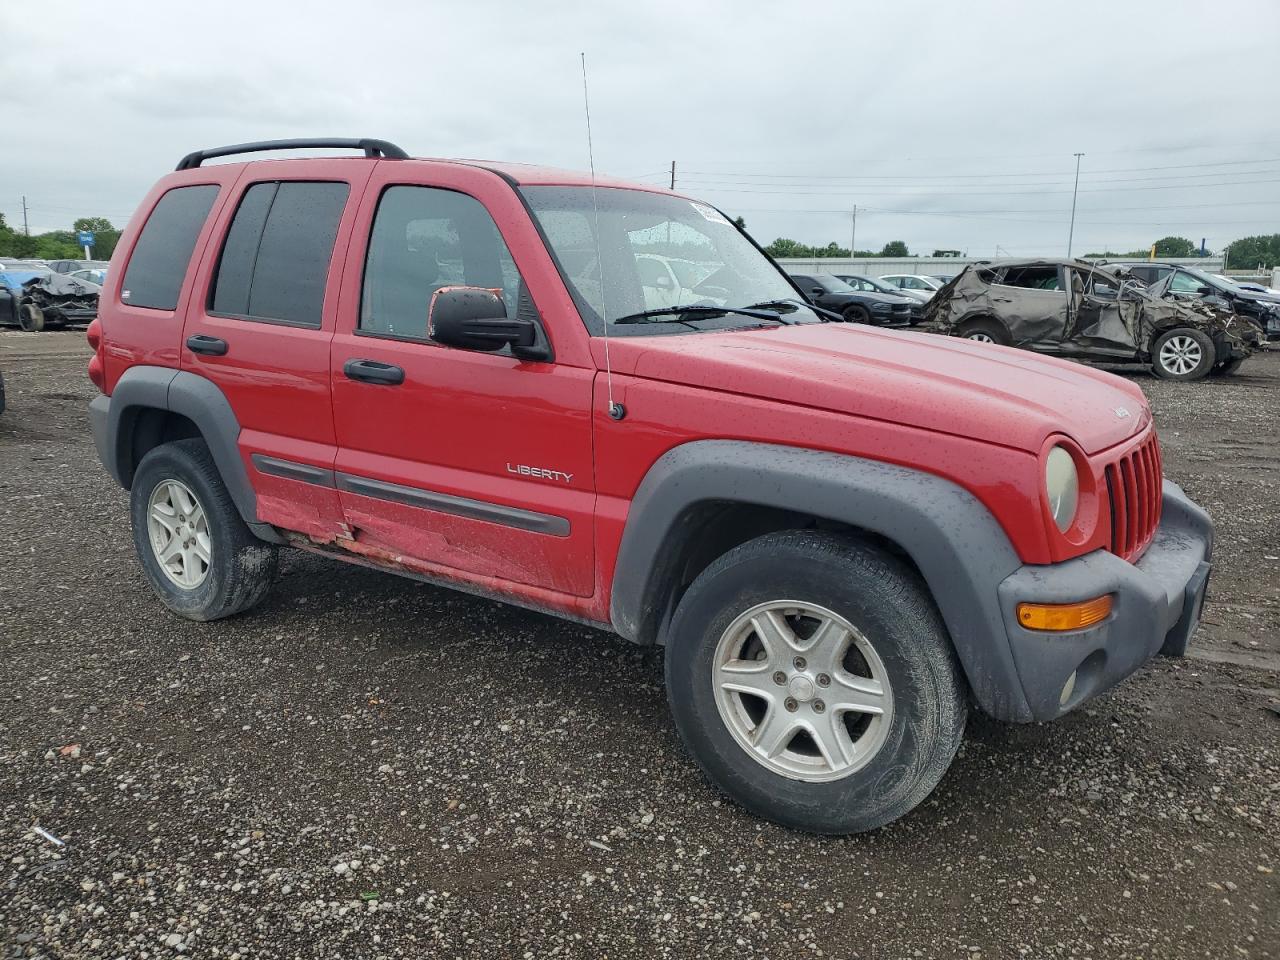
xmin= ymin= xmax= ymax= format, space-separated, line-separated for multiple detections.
xmin=175 ymin=138 xmax=409 ymax=171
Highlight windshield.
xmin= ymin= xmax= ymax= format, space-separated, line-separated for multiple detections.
xmin=1176 ymin=265 xmax=1229 ymax=293
xmin=522 ymin=186 xmax=821 ymax=335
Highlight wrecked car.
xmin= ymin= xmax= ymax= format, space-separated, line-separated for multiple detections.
xmin=18 ymin=272 xmax=100 ymax=331
xmin=923 ymin=259 xmax=1262 ymax=380
xmin=1105 ymin=262 xmax=1280 ymax=342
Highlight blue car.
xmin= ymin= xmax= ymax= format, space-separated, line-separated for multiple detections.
xmin=0 ymin=267 xmax=52 ymax=327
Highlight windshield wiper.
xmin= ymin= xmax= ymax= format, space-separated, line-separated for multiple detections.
xmin=744 ymin=298 xmax=840 ymax=322
xmin=613 ymin=304 xmax=791 ymax=325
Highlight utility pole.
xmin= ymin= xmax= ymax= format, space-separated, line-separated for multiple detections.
xmin=850 ymin=206 xmax=857 ymax=259
xmin=1066 ymin=152 xmax=1084 ymax=258
xmin=669 ymin=161 xmax=676 ymax=190
xmin=21 ymin=195 xmax=30 ymax=235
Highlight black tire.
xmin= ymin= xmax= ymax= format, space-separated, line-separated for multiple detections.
xmin=665 ymin=530 xmax=968 ymax=834
xmin=1209 ymin=356 xmax=1246 ymax=377
xmin=842 ymin=305 xmax=871 ymax=325
xmin=1151 ymin=327 xmax=1215 ymax=381
xmin=958 ymin=317 xmax=1009 ymax=345
xmin=18 ymin=303 xmax=44 ymax=332
xmin=130 ymin=438 xmax=278 ymax=621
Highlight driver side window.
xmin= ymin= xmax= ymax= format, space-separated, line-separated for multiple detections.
xmin=360 ymin=185 xmax=524 ymax=341
xmin=1169 ymin=271 xmax=1205 ymax=294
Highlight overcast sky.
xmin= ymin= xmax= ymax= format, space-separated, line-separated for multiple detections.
xmin=3 ymin=0 xmax=1278 ymax=257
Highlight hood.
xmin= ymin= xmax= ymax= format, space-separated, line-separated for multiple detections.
xmin=607 ymin=324 xmax=1148 ymax=455
xmin=1232 ymin=286 xmax=1280 ymax=306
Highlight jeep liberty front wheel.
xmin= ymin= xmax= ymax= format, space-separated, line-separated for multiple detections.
xmin=665 ymin=531 xmax=968 ymax=834
xmin=130 ymin=438 xmax=278 ymax=621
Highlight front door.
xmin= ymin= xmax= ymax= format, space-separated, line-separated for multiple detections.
xmin=329 ymin=171 xmax=596 ymax=598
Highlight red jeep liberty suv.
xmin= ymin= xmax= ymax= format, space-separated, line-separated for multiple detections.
xmin=87 ymin=139 xmax=1214 ymax=833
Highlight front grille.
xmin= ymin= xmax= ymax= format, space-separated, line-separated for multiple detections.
xmin=1104 ymin=431 xmax=1162 ymax=563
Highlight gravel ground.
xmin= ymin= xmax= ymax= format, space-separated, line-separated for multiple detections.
xmin=1 ymin=331 xmax=1277 ymax=959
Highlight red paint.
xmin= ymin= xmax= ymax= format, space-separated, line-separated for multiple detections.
xmin=98 ymin=153 xmax=1162 ymax=630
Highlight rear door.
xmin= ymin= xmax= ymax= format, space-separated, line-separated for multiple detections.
xmin=180 ymin=159 xmax=373 ymax=539
xmin=990 ymin=264 xmax=1070 ymax=348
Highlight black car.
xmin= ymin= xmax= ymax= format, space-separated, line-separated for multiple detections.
xmin=1106 ymin=262 xmax=1280 ymax=341
xmin=835 ymin=273 xmax=928 ymax=322
xmin=789 ymin=273 xmax=916 ymax=326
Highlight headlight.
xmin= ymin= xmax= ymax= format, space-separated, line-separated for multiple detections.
xmin=1045 ymin=446 xmax=1079 ymax=533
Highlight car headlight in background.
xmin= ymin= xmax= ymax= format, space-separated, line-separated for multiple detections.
xmin=1045 ymin=446 xmax=1079 ymax=532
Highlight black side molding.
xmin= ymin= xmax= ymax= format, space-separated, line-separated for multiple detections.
xmin=247 ymin=453 xmax=570 ymax=537
xmin=250 ymin=454 xmax=335 ymax=487
xmin=176 ymin=138 xmax=409 ymax=170
xmin=335 ymin=473 xmax=570 ymax=537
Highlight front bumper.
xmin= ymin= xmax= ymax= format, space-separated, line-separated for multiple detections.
xmin=994 ymin=480 xmax=1212 ymax=721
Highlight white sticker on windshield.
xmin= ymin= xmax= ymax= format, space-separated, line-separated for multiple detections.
xmin=691 ymin=202 xmax=730 ymax=225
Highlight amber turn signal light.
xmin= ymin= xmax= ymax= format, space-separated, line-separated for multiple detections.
xmin=1017 ymin=595 xmax=1113 ymax=632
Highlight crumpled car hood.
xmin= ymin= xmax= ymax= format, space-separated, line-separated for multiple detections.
xmin=610 ymin=323 xmax=1147 ymax=455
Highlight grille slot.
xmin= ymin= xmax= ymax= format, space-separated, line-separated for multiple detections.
xmin=1105 ymin=432 xmax=1162 ymax=563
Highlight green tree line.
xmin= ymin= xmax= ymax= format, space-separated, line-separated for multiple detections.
xmin=0 ymin=214 xmax=121 ymax=260
xmin=764 ymin=238 xmax=912 ymax=259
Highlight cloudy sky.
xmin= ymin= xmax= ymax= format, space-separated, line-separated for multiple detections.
xmin=3 ymin=0 xmax=1278 ymax=257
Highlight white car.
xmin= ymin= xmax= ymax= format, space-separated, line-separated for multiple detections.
xmin=879 ymin=274 xmax=944 ymax=298
xmin=636 ymin=253 xmax=710 ymax=310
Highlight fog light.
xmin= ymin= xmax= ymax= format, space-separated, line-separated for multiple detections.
xmin=1059 ymin=670 xmax=1077 ymax=707
xmin=1017 ymin=595 xmax=1113 ymax=632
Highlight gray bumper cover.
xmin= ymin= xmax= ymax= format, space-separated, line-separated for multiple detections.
xmin=996 ymin=480 xmax=1213 ymax=721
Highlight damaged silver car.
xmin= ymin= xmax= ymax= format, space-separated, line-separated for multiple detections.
xmin=17 ymin=272 xmax=100 ymax=332
xmin=922 ymin=259 xmax=1262 ymax=381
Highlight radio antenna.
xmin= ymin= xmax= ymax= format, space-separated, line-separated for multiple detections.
xmin=581 ymin=52 xmax=623 ymax=421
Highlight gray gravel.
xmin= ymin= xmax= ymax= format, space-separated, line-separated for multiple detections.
xmin=1 ymin=331 xmax=1277 ymax=959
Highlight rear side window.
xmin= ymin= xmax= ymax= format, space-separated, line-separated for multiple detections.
xmin=211 ymin=181 xmax=349 ymax=327
xmin=998 ymin=266 xmax=1062 ymax=290
xmin=121 ymin=185 xmax=219 ymax=310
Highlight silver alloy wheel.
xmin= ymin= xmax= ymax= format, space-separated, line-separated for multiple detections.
xmin=1158 ymin=335 xmax=1202 ymax=376
xmin=966 ymin=331 xmax=995 ymax=343
xmin=712 ymin=600 xmax=894 ymax=783
xmin=147 ymin=479 xmax=212 ymax=589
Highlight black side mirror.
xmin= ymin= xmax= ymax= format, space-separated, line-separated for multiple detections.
xmin=428 ymin=286 xmax=543 ymax=356
xmin=811 ymin=287 xmax=824 ymax=297
xmin=1196 ymin=285 xmax=1214 ymax=295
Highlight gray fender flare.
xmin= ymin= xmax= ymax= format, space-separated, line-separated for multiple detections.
xmin=609 ymin=440 xmax=1033 ymax=721
xmin=91 ymin=365 xmax=277 ymax=541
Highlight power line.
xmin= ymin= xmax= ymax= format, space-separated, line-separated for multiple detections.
xmin=687 ymin=176 xmax=1280 ymax=198
xmin=676 ymin=168 xmax=1280 ymax=190
xmin=678 ymin=156 xmax=1280 ymax=182
xmin=675 ymin=138 xmax=1280 ymax=167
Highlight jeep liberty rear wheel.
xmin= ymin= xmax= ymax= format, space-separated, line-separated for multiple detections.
xmin=959 ymin=318 xmax=1008 ymax=345
xmin=130 ymin=438 xmax=278 ymax=621
xmin=665 ymin=530 xmax=968 ymax=834
xmin=1152 ymin=327 xmax=1215 ymax=380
